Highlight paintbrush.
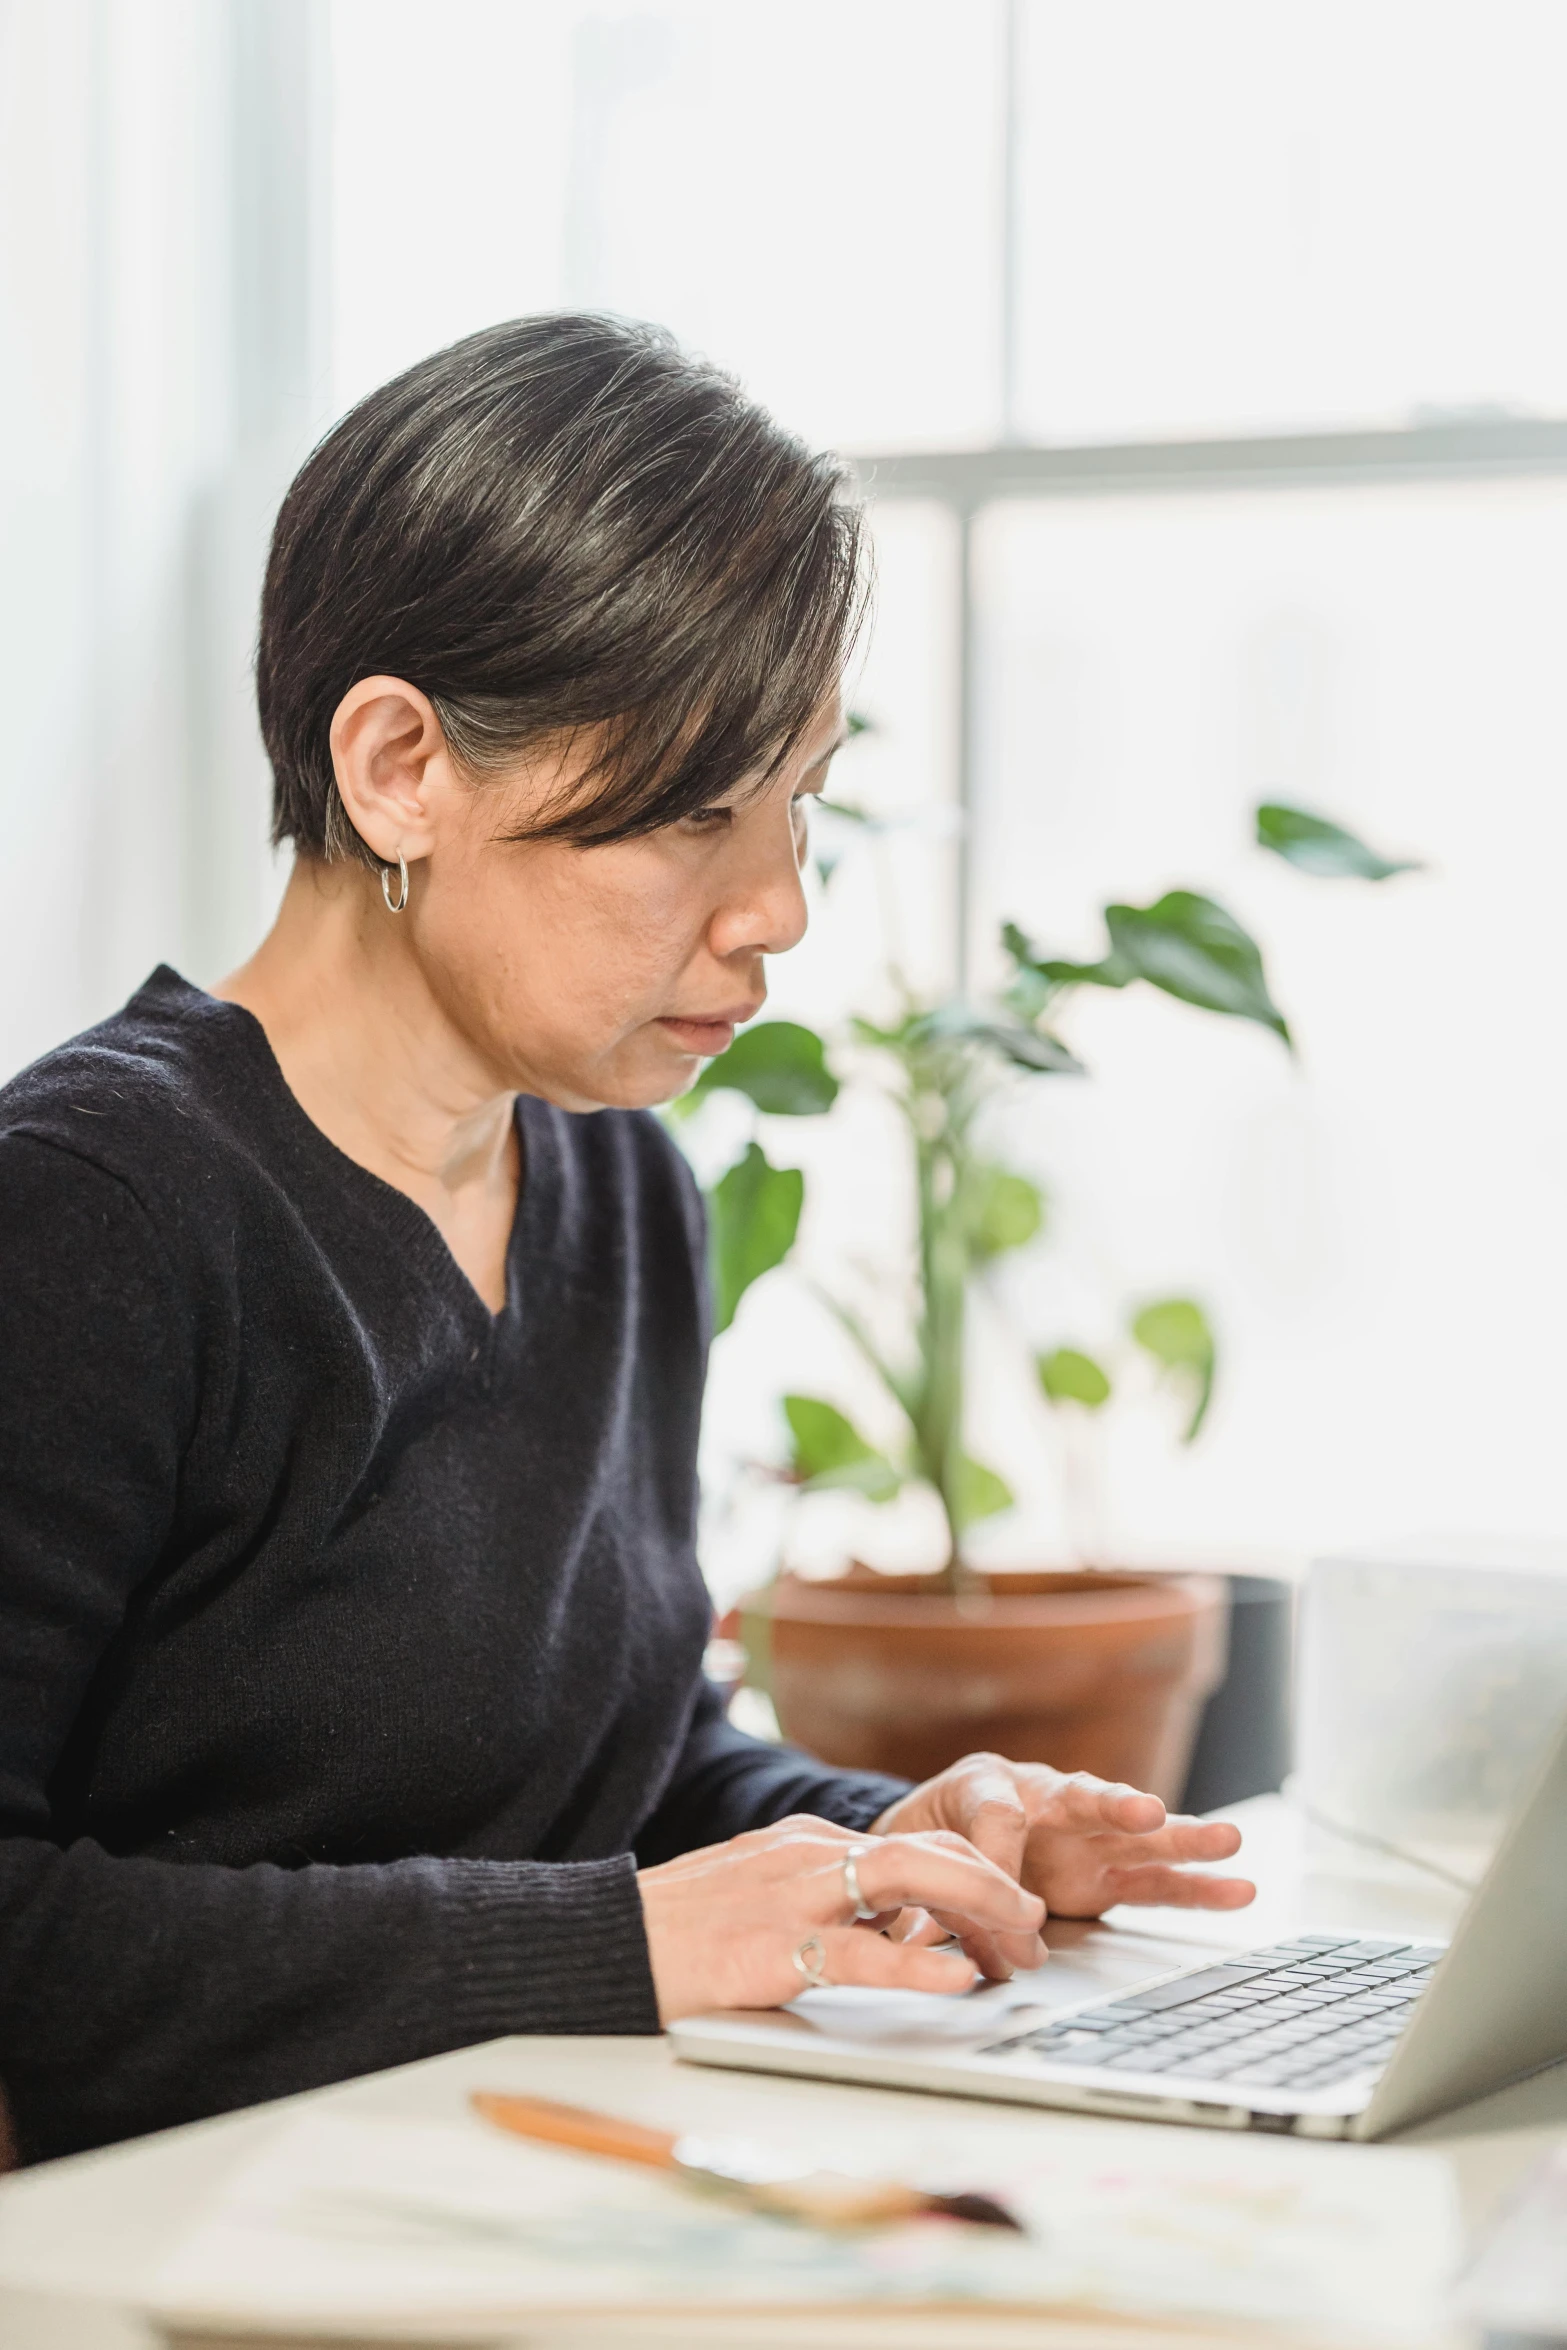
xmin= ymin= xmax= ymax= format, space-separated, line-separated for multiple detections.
xmin=472 ymin=2091 xmax=1023 ymax=2232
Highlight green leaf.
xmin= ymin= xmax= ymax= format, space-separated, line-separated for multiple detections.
xmin=911 ymin=1002 xmax=1085 ymax=1076
xmin=968 ymin=1166 xmax=1045 ymax=1258
xmin=707 ymin=1144 xmax=803 ymax=1335
xmin=783 ymin=1394 xmax=902 ymax=1502
xmin=688 ymin=1020 xmax=839 ymax=1117
xmin=1256 ymin=801 xmax=1423 ymax=882
xmin=1045 ymin=952 xmax=1136 ymax=989
xmin=848 ymin=1011 xmax=910 ymax=1051
xmin=812 ymin=797 xmax=879 ymax=884
xmin=999 ymin=920 xmax=1036 ymax=971
xmin=1037 ymin=1346 xmax=1113 ymax=1410
xmin=1130 ymin=1296 xmax=1217 ymax=1443
xmin=999 ymin=924 xmax=1056 ymax=1023
xmin=950 ymin=1453 xmax=1014 ymax=1531
xmin=1001 ymin=920 xmax=1134 ymax=997
xmin=905 ymin=1002 xmax=986 ymax=1047
xmin=1106 ymin=891 xmax=1291 ymax=1045
xmin=808 ymin=1283 xmax=922 ymax=1423
xmin=980 ymin=1021 xmax=1086 ymax=1076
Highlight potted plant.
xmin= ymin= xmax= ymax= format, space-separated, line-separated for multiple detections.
xmin=680 ymin=798 xmax=1420 ymax=1798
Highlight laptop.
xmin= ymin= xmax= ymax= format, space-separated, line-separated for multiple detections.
xmin=671 ymin=1706 xmax=1567 ymax=2140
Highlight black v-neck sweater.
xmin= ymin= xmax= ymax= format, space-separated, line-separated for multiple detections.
xmin=0 ymin=970 xmax=906 ymax=2161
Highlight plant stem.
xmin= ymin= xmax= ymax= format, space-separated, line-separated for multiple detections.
xmin=904 ymin=1045 xmax=986 ymax=1594
xmin=914 ymin=1135 xmax=963 ymax=1581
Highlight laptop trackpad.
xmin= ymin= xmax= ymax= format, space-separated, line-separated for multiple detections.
xmin=772 ymin=1917 xmax=1235 ymax=2050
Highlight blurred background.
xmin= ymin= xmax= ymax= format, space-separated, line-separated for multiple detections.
xmin=6 ymin=0 xmax=1567 ymax=1596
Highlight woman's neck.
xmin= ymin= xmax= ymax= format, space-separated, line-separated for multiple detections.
xmin=214 ymin=857 xmax=521 ymax=1312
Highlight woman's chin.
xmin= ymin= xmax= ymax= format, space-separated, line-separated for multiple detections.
xmin=534 ymin=1041 xmax=703 ymax=1115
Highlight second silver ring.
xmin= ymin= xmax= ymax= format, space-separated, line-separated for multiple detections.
xmin=842 ymin=1842 xmax=878 ymax=1921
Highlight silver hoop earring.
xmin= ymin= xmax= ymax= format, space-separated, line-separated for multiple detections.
xmin=381 ymin=851 xmax=409 ymax=914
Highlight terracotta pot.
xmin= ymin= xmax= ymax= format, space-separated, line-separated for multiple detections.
xmin=741 ymin=1564 xmax=1230 ymax=1803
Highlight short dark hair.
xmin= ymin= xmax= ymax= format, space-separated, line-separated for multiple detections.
xmin=258 ymin=315 xmax=866 ymax=864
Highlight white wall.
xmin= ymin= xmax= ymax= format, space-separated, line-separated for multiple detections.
xmin=0 ymin=0 xmax=329 ymax=1079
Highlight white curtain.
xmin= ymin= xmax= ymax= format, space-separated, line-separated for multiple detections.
xmin=0 ymin=0 xmax=329 ymax=1080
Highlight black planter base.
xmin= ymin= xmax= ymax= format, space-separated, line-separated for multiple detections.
xmin=1178 ymin=1573 xmax=1295 ymax=1815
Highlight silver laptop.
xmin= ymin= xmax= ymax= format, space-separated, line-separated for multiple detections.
xmin=672 ymin=1707 xmax=1567 ymax=2140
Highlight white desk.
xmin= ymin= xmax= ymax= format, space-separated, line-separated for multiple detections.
xmin=2 ymin=1795 xmax=1564 ymax=2348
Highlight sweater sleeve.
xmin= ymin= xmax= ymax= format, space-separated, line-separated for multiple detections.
xmin=634 ymin=1681 xmax=912 ymax=1864
xmin=0 ymin=1136 xmax=658 ymax=2164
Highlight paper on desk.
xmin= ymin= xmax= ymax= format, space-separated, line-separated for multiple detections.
xmin=1457 ymin=2140 xmax=1567 ymax=2338
xmin=145 ymin=2104 xmax=1459 ymax=2347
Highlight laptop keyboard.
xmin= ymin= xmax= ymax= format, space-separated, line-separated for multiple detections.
xmin=980 ymin=1935 xmax=1446 ymax=2095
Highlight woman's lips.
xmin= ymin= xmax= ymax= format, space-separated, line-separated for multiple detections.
xmin=657 ymin=1011 xmax=756 ymax=1056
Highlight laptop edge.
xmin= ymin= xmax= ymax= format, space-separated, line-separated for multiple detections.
xmin=672 ymin=1708 xmax=1567 ymax=2141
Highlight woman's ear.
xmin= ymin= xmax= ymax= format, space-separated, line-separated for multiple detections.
xmin=328 ymin=676 xmax=451 ymax=866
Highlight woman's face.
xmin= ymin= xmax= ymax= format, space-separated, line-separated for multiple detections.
xmin=336 ymin=686 xmax=844 ymax=1113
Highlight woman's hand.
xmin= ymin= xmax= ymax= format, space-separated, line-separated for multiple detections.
xmin=637 ymin=1813 xmax=1046 ymax=2024
xmin=873 ymin=1755 xmax=1256 ymax=1979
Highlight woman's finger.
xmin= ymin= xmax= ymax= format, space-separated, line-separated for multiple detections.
xmin=812 ymin=1926 xmax=979 ymax=1996
xmin=938 ymin=1909 xmax=1037 ymax=1974
xmin=734 ymin=1818 xmax=1039 ymax=1948
xmin=949 ymin=1759 xmax=1030 ymax=1885
xmin=1049 ymin=1818 xmax=1244 ymax=1869
xmin=1125 ymin=1812 xmax=1242 ymax=1854
xmin=1018 ymin=1771 xmax=1167 ymax=1836
xmin=924 ymin=1912 xmax=1048 ymax=1981
xmin=886 ymin=1905 xmax=945 ymax=1945
xmin=1098 ymin=1864 xmax=1257 ymax=1909
xmin=838 ymin=1831 xmax=1045 ymax=1941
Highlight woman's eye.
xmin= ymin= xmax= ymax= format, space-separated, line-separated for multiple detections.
xmin=684 ymin=806 xmax=734 ymax=832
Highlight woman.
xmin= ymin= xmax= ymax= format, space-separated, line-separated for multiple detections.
xmin=0 ymin=317 xmax=1251 ymax=2163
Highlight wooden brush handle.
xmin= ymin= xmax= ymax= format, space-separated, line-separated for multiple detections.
xmin=472 ymin=2091 xmax=679 ymax=2171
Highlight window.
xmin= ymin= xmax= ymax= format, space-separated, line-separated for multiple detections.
xmin=331 ymin=1 xmax=1004 ymax=449
xmin=1011 ymin=1 xmax=1567 ymax=444
xmin=324 ymin=0 xmax=1567 ymax=1577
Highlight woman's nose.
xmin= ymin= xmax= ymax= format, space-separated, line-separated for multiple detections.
xmin=708 ymin=822 xmax=810 ymax=961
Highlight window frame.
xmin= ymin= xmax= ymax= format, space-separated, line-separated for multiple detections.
xmin=848 ymin=416 xmax=1567 ymax=980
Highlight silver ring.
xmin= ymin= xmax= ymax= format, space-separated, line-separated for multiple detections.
xmin=842 ymin=1844 xmax=878 ymax=1921
xmin=791 ymin=1934 xmax=829 ymax=1991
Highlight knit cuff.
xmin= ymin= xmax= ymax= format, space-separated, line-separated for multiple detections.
xmin=438 ymin=1854 xmax=660 ymax=2038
